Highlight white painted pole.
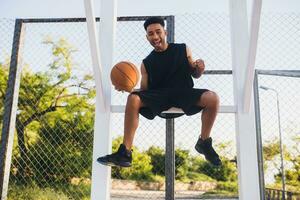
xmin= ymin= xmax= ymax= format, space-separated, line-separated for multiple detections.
xmin=243 ymin=0 xmax=262 ymax=113
xmin=84 ymin=0 xmax=106 ymax=112
xmin=84 ymin=0 xmax=117 ymax=200
xmin=229 ymin=0 xmax=261 ymax=199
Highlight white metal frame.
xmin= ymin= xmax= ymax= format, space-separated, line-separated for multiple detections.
xmin=243 ymin=0 xmax=262 ymax=113
xmin=84 ymin=0 xmax=263 ymax=199
xmin=230 ymin=0 xmax=262 ymax=199
xmin=84 ymin=0 xmax=117 ymax=200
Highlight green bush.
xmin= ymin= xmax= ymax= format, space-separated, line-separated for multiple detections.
xmin=175 ymin=148 xmax=190 ymax=180
xmin=197 ymin=157 xmax=237 ymax=181
xmin=111 ymin=137 xmax=153 ymax=181
xmin=146 ymin=146 xmax=165 ymax=176
xmin=146 ymin=146 xmax=191 ymax=180
xmin=19 ymin=117 xmax=93 ymax=186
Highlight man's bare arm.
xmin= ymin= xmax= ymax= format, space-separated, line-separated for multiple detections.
xmin=186 ymin=46 xmax=205 ymax=79
xmin=140 ymin=62 xmax=148 ymax=91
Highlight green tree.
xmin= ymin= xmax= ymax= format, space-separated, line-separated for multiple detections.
xmin=263 ymin=139 xmax=291 ymax=183
xmin=2 ymin=38 xmax=95 ymax=181
xmin=0 ymin=58 xmax=10 ymax=134
xmin=284 ymin=136 xmax=300 ymax=189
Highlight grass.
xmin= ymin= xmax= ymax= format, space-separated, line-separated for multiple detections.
xmin=8 ymin=184 xmax=69 ymax=200
xmin=202 ymin=181 xmax=238 ymax=198
xmin=7 ymin=183 xmax=91 ymax=200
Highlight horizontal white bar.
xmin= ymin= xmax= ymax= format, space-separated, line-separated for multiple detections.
xmin=110 ymin=105 xmax=236 ymax=113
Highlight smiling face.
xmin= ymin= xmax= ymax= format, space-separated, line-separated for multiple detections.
xmin=146 ymin=23 xmax=168 ymax=52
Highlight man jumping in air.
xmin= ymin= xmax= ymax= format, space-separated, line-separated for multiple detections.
xmin=98 ymin=16 xmax=221 ymax=167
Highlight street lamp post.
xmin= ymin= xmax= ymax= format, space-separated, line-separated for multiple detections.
xmin=259 ymin=86 xmax=286 ymax=200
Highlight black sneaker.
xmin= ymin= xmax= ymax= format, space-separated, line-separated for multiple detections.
xmin=195 ymin=137 xmax=222 ymax=166
xmin=97 ymin=144 xmax=132 ymax=167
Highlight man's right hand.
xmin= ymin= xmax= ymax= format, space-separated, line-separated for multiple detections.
xmin=115 ymin=86 xmax=125 ymax=93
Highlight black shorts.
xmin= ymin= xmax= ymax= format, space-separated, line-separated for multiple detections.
xmin=132 ymin=88 xmax=209 ymax=119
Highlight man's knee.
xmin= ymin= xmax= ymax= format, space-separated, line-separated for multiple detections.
xmin=127 ymin=94 xmax=143 ymax=108
xmin=199 ymin=91 xmax=219 ymax=108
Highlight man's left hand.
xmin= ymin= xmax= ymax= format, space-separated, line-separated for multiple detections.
xmin=191 ymin=59 xmax=205 ymax=78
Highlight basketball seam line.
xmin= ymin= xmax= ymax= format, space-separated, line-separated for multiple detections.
xmin=115 ymin=66 xmax=135 ymax=88
xmin=127 ymin=62 xmax=139 ymax=83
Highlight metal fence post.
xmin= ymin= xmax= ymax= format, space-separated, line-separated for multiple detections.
xmin=165 ymin=117 xmax=175 ymax=200
xmin=165 ymin=15 xmax=175 ymax=200
xmin=166 ymin=15 xmax=175 ymax=44
xmin=0 ymin=19 xmax=24 ymax=200
xmin=253 ymin=70 xmax=266 ymax=200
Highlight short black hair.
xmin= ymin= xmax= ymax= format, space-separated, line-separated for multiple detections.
xmin=143 ymin=16 xmax=165 ymax=31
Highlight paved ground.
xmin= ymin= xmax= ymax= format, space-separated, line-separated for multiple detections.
xmin=111 ymin=190 xmax=238 ymax=200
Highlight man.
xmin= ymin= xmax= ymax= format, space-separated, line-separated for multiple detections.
xmin=97 ymin=16 xmax=221 ymax=167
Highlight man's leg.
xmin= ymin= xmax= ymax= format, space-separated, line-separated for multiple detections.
xmin=97 ymin=93 xmax=144 ymax=167
xmin=197 ymin=91 xmax=219 ymax=139
xmin=195 ymin=91 xmax=221 ymax=166
xmin=123 ymin=93 xmax=145 ymax=150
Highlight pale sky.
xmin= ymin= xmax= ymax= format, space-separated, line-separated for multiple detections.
xmin=1 ymin=0 xmax=300 ymax=18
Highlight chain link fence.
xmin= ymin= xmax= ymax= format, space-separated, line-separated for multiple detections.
xmin=0 ymin=19 xmax=15 ymax=142
xmin=256 ymin=13 xmax=300 ymax=71
xmin=255 ymin=13 xmax=300 ymax=200
xmin=0 ymin=14 xmax=238 ymax=200
xmin=1 ymin=18 xmax=95 ymax=200
xmin=111 ymin=13 xmax=237 ymax=200
xmin=2 ymin=11 xmax=299 ymax=200
xmin=256 ymin=72 xmax=300 ymax=200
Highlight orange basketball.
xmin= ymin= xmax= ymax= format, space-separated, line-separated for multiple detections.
xmin=110 ymin=61 xmax=140 ymax=92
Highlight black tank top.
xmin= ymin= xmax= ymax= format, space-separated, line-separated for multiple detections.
xmin=143 ymin=43 xmax=194 ymax=90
